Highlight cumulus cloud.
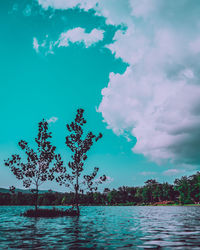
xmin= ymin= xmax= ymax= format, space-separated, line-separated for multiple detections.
xmin=47 ymin=117 xmax=58 ymax=123
xmin=57 ymin=28 xmax=104 ymax=48
xmin=99 ymin=64 xmax=200 ymax=164
xmin=163 ymin=169 xmax=185 ymax=176
xmin=36 ymin=0 xmax=200 ymax=167
xmin=98 ymin=0 xmax=200 ymax=166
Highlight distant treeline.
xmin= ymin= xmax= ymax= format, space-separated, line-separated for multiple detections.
xmin=1 ymin=172 xmax=200 ymax=206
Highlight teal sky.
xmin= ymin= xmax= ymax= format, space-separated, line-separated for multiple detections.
xmin=0 ymin=0 xmax=199 ymax=191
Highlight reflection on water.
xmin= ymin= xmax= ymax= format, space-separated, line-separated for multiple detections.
xmin=0 ymin=206 xmax=200 ymax=249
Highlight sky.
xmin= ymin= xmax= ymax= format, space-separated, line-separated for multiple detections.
xmin=0 ymin=0 xmax=200 ymax=191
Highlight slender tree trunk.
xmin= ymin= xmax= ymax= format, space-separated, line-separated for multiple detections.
xmin=75 ymin=173 xmax=80 ymax=215
xmin=35 ymin=185 xmax=39 ymax=213
xmin=75 ymin=190 xmax=79 ymax=215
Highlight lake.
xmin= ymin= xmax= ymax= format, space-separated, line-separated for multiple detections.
xmin=0 ymin=206 xmax=200 ymax=249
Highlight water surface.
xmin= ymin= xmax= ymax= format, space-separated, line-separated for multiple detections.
xmin=0 ymin=206 xmax=200 ymax=249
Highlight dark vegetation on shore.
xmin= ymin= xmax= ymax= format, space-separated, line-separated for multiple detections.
xmin=1 ymin=171 xmax=200 ymax=206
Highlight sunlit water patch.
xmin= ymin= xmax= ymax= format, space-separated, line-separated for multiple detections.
xmin=0 ymin=206 xmax=200 ymax=249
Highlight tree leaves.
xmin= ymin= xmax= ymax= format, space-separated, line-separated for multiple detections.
xmin=57 ymin=109 xmax=107 ymax=201
xmin=5 ymin=120 xmax=60 ymax=190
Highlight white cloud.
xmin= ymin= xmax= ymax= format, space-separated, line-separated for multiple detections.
xmin=47 ymin=117 xmax=58 ymax=123
xmin=181 ymin=69 xmax=194 ymax=79
xmin=33 ymin=38 xmax=39 ymax=53
xmin=190 ymin=37 xmax=200 ymax=54
xmin=33 ymin=28 xmax=104 ymax=54
xmin=37 ymin=0 xmax=131 ymax=25
xmin=33 ymin=36 xmax=53 ymax=54
xmin=99 ymin=64 xmax=200 ymax=164
xmin=36 ymin=0 xmax=200 ymax=167
xmin=38 ymin=0 xmax=98 ymax=11
xmin=98 ymin=1 xmax=200 ymax=166
xmin=57 ymin=28 xmax=104 ymax=48
xmin=106 ymin=24 xmax=149 ymax=65
xmin=129 ymin=0 xmax=158 ymax=18
xmin=163 ymin=169 xmax=184 ymax=176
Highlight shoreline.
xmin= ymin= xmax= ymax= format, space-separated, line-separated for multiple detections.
xmin=0 ymin=204 xmax=200 ymax=207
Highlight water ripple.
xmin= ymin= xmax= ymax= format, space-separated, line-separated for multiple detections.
xmin=0 ymin=206 xmax=200 ymax=249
